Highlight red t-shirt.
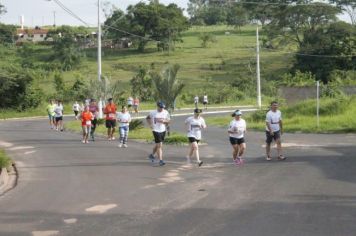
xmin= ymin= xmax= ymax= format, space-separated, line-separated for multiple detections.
xmin=104 ymin=103 xmax=117 ymax=120
xmin=81 ymin=111 xmax=93 ymax=126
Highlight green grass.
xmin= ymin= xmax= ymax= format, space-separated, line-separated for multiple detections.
xmin=0 ymin=149 xmax=11 ymax=169
xmin=64 ymin=120 xmax=188 ymax=143
xmin=206 ymin=96 xmax=356 ymax=133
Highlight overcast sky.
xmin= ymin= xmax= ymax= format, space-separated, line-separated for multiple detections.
xmin=0 ymin=0 xmax=351 ymax=27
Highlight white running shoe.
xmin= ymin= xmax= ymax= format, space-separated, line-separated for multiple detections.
xmin=82 ymin=140 xmax=85 ymax=143
xmin=123 ymin=144 xmax=128 ymax=148
xmin=111 ymin=137 xmax=116 ymax=140
xmin=118 ymin=143 xmax=122 ymax=148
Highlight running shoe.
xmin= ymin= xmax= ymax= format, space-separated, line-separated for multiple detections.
xmin=111 ymin=137 xmax=116 ymax=140
xmin=198 ymin=161 xmax=203 ymax=167
xmin=234 ymin=158 xmax=241 ymax=166
xmin=82 ymin=140 xmax=85 ymax=144
xmin=118 ymin=143 xmax=122 ymax=148
xmin=159 ymin=160 xmax=166 ymax=166
xmin=148 ymin=154 xmax=155 ymax=162
xmin=123 ymin=144 xmax=128 ymax=148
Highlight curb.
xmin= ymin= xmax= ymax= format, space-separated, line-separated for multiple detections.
xmin=0 ymin=164 xmax=17 ymax=196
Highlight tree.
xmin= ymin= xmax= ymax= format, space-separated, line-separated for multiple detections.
xmin=265 ymin=2 xmax=341 ymax=47
xmin=199 ymin=33 xmax=217 ymax=48
xmin=0 ymin=23 xmax=15 ymax=44
xmin=0 ymin=67 xmax=43 ymax=109
xmin=187 ymin=0 xmax=207 ymax=25
xmin=227 ymin=4 xmax=249 ymax=31
xmin=105 ymin=2 xmax=189 ymax=52
xmin=0 ymin=3 xmax=6 ymax=16
xmin=293 ymin=22 xmax=356 ymax=83
xmin=150 ymin=64 xmax=185 ymax=111
xmin=48 ymin=26 xmax=89 ymax=70
xmin=130 ymin=67 xmax=153 ymax=101
xmin=330 ymin=0 xmax=356 ymax=25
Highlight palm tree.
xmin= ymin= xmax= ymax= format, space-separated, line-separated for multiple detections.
xmin=151 ymin=64 xmax=185 ymax=112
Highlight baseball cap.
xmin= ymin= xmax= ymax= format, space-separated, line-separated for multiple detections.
xmin=107 ymin=98 xmax=113 ymax=102
xmin=232 ymin=110 xmax=242 ymax=117
xmin=157 ymin=101 xmax=165 ymax=108
xmin=194 ymin=108 xmax=202 ymax=114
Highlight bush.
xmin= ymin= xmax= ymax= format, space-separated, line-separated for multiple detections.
xmin=129 ymin=119 xmax=144 ymax=131
xmin=164 ymin=134 xmax=188 ymax=144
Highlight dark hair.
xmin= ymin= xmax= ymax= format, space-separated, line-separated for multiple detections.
xmin=270 ymin=101 xmax=278 ymax=105
xmin=108 ymin=98 xmax=113 ymax=101
xmin=194 ymin=108 xmax=202 ymax=113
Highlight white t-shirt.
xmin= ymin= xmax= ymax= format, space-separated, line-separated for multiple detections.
xmin=203 ymin=95 xmax=208 ymax=103
xmin=229 ymin=119 xmax=246 ymax=139
xmin=185 ymin=116 xmax=206 ymax=140
xmin=127 ymin=97 xmax=133 ymax=105
xmin=54 ymin=104 xmax=63 ymax=117
xmin=149 ymin=110 xmax=170 ymax=132
xmin=266 ymin=110 xmax=282 ymax=132
xmin=194 ymin=96 xmax=199 ymax=104
xmin=72 ymin=103 xmax=80 ymax=111
xmin=116 ymin=112 xmax=131 ymax=127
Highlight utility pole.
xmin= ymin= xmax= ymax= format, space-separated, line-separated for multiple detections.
xmin=97 ymin=0 xmax=103 ymax=118
xmin=53 ymin=11 xmax=56 ymax=27
xmin=256 ymin=26 xmax=262 ymax=109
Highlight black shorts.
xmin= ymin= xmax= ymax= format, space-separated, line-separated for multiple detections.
xmin=188 ymin=137 xmax=200 ymax=143
xmin=229 ymin=137 xmax=245 ymax=145
xmin=105 ymin=120 xmax=116 ymax=128
xmin=74 ymin=111 xmax=79 ymax=116
xmin=128 ymin=104 xmax=132 ymax=108
xmin=266 ymin=130 xmax=281 ymax=144
xmin=55 ymin=116 xmax=63 ymax=122
xmin=153 ymin=131 xmax=166 ymax=143
xmin=203 ymin=102 xmax=208 ymax=105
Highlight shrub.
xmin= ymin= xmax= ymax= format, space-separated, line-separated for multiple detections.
xmin=164 ymin=134 xmax=187 ymax=144
xmin=0 ymin=149 xmax=11 ymax=168
xmin=129 ymin=119 xmax=144 ymax=131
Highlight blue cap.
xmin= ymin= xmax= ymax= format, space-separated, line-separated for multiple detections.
xmin=232 ymin=110 xmax=242 ymax=116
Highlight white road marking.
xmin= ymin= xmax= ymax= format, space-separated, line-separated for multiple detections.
xmin=63 ymin=218 xmax=77 ymax=224
xmin=32 ymin=231 xmax=59 ymax=236
xmin=261 ymin=142 xmax=353 ymax=148
xmin=0 ymin=141 xmax=13 ymax=148
xmin=85 ymin=204 xmax=117 ymax=214
xmin=9 ymin=146 xmax=34 ymax=151
xmin=24 ymin=150 xmax=36 ymax=155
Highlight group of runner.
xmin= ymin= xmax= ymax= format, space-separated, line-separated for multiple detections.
xmin=194 ymin=94 xmax=209 ymax=110
xmin=46 ymin=99 xmax=64 ymax=131
xmin=47 ymin=97 xmax=285 ymax=167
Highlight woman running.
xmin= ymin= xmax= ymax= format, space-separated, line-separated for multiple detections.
xmin=185 ymin=108 xmax=206 ymax=167
xmin=116 ymin=105 xmax=132 ymax=148
xmin=80 ymin=106 xmax=94 ymax=144
xmin=89 ymin=99 xmax=99 ymax=141
xmin=228 ymin=110 xmax=247 ymax=166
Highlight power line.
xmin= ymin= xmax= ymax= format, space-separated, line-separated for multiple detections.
xmin=51 ymin=0 xmax=91 ymax=26
xmin=208 ymin=0 xmax=333 ymax=6
xmin=102 ymin=25 xmax=161 ymax=43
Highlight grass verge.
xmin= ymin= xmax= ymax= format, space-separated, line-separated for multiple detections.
xmin=64 ymin=120 xmax=188 ymax=144
xmin=0 ymin=149 xmax=11 ymax=169
xmin=206 ymin=96 xmax=356 ymax=133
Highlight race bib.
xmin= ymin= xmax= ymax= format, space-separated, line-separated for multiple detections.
xmin=86 ymin=120 xmax=92 ymax=126
xmin=109 ymin=113 xmax=115 ymax=118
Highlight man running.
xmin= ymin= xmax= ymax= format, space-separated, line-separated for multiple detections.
xmin=89 ymin=99 xmax=99 ymax=141
xmin=194 ymin=95 xmax=199 ymax=109
xmin=185 ymin=108 xmax=206 ymax=167
xmin=265 ymin=101 xmax=286 ymax=161
xmin=146 ymin=101 xmax=170 ymax=166
xmin=72 ymin=101 xmax=80 ymax=120
xmin=203 ymin=94 xmax=208 ymax=110
xmin=46 ymin=99 xmax=56 ymax=129
xmin=228 ymin=110 xmax=247 ymax=166
xmin=127 ymin=96 xmax=133 ymax=113
xmin=103 ymin=98 xmax=117 ymax=140
xmin=116 ymin=105 xmax=131 ymax=148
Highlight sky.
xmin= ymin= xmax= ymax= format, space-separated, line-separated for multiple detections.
xmin=0 ymin=0 xmax=351 ymax=27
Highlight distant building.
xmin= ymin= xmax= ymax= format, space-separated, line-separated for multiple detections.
xmin=16 ymin=27 xmax=49 ymax=43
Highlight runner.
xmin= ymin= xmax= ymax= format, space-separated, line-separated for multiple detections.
xmin=127 ymin=96 xmax=133 ymax=113
xmin=116 ymin=105 xmax=132 ymax=148
xmin=88 ymin=99 xmax=99 ymax=141
xmin=265 ymin=101 xmax=286 ymax=161
xmin=54 ymin=100 xmax=64 ymax=131
xmin=133 ymin=97 xmax=140 ymax=115
xmin=228 ymin=110 xmax=247 ymax=166
xmin=203 ymin=94 xmax=208 ymax=110
xmin=72 ymin=101 xmax=80 ymax=120
xmin=103 ymin=98 xmax=117 ymax=140
xmin=194 ymin=95 xmax=199 ymax=109
xmin=80 ymin=105 xmax=94 ymax=143
xmin=46 ymin=99 xmax=56 ymax=129
xmin=146 ymin=101 xmax=170 ymax=166
xmin=185 ymin=108 xmax=206 ymax=167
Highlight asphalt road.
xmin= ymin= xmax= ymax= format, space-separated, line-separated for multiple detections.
xmin=0 ymin=113 xmax=356 ymax=236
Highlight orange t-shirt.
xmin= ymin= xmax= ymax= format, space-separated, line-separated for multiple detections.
xmin=104 ymin=103 xmax=117 ymax=120
xmin=81 ymin=111 xmax=93 ymax=126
